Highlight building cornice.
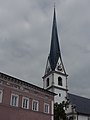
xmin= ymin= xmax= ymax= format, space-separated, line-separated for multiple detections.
xmin=0 ymin=72 xmax=56 ymax=96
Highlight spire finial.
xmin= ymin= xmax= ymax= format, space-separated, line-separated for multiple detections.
xmin=54 ymin=1 xmax=55 ymax=8
xmin=54 ymin=0 xmax=56 ymax=9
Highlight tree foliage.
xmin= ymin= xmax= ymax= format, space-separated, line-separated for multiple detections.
xmin=54 ymin=101 xmax=68 ymax=120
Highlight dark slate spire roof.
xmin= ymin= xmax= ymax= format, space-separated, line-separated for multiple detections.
xmin=68 ymin=93 xmax=90 ymax=115
xmin=48 ymin=7 xmax=66 ymax=75
xmin=49 ymin=7 xmax=61 ymax=70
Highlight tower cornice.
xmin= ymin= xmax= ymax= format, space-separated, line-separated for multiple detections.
xmin=42 ymin=70 xmax=68 ymax=79
xmin=46 ymin=85 xmax=68 ymax=92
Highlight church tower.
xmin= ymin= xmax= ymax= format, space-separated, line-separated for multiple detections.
xmin=43 ymin=8 xmax=68 ymax=103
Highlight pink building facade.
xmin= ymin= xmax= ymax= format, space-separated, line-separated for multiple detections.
xmin=0 ymin=72 xmax=55 ymax=120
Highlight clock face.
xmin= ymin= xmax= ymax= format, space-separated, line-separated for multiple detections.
xmin=57 ymin=63 xmax=63 ymax=72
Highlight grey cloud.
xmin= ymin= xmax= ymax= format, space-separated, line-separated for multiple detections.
xmin=0 ymin=0 xmax=90 ymax=97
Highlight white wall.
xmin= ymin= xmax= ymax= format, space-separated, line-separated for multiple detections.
xmin=66 ymin=105 xmax=89 ymax=120
xmin=78 ymin=115 xmax=89 ymax=120
xmin=43 ymin=72 xmax=67 ymax=103
xmin=54 ymin=72 xmax=67 ymax=103
xmin=54 ymin=73 xmax=67 ymax=88
xmin=67 ymin=114 xmax=89 ymax=120
xmin=43 ymin=73 xmax=54 ymax=89
xmin=66 ymin=104 xmax=72 ymax=113
xmin=54 ymin=89 xmax=66 ymax=103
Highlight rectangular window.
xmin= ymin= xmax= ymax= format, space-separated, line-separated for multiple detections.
xmin=0 ymin=90 xmax=3 ymax=103
xmin=10 ymin=94 xmax=19 ymax=107
xmin=32 ymin=100 xmax=39 ymax=111
xmin=44 ymin=103 xmax=49 ymax=113
xmin=22 ymin=97 xmax=29 ymax=109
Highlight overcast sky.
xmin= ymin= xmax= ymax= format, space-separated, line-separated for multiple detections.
xmin=0 ymin=0 xmax=90 ymax=98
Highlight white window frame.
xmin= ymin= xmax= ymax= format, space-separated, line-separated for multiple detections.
xmin=22 ymin=97 xmax=29 ymax=109
xmin=0 ymin=90 xmax=3 ymax=103
xmin=44 ymin=103 xmax=49 ymax=113
xmin=10 ymin=93 xmax=19 ymax=107
xmin=32 ymin=100 xmax=39 ymax=111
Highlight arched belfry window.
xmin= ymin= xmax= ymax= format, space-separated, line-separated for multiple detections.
xmin=58 ymin=77 xmax=62 ymax=86
xmin=46 ymin=78 xmax=49 ymax=87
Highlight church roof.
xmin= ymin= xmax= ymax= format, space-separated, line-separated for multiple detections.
xmin=48 ymin=7 xmax=67 ymax=76
xmin=49 ymin=7 xmax=61 ymax=71
xmin=68 ymin=93 xmax=90 ymax=115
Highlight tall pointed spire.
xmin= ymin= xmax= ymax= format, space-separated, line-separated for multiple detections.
xmin=48 ymin=7 xmax=67 ymax=76
xmin=49 ymin=7 xmax=60 ymax=71
xmin=44 ymin=7 xmax=67 ymax=77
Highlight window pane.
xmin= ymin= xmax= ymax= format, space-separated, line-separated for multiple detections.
xmin=32 ymin=100 xmax=38 ymax=111
xmin=10 ymin=94 xmax=19 ymax=107
xmin=12 ymin=96 xmax=17 ymax=106
xmin=22 ymin=97 xmax=29 ymax=109
xmin=44 ymin=103 xmax=49 ymax=113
